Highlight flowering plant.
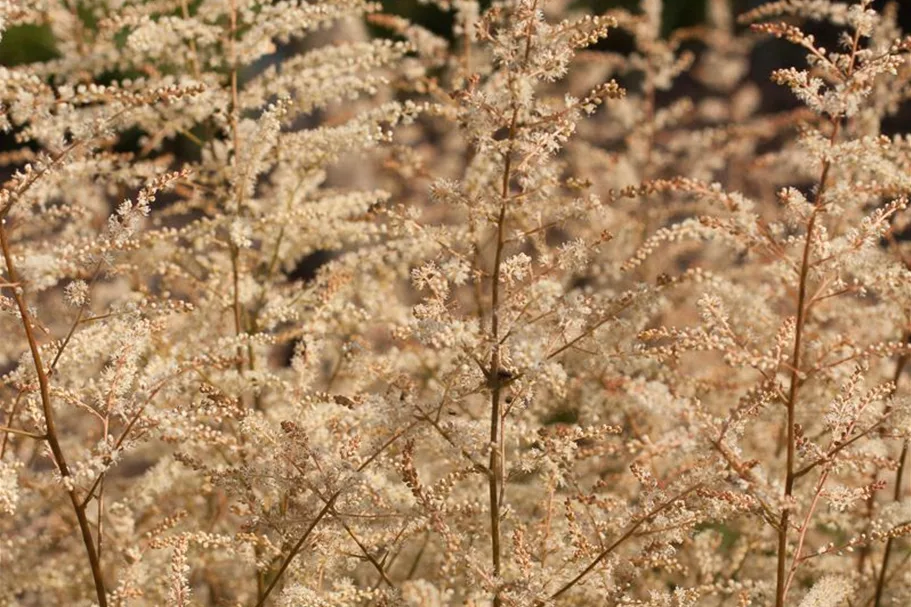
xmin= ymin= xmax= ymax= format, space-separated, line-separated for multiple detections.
xmin=1 ymin=1 xmax=911 ymax=606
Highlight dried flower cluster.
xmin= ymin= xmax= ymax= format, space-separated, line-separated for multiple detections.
xmin=2 ymin=0 xmax=911 ymax=605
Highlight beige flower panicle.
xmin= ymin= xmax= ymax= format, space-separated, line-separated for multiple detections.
xmin=1 ymin=1 xmax=911 ymax=606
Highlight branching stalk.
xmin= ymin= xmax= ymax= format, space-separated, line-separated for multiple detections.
xmin=548 ymin=484 xmax=702 ymax=601
xmin=775 ymin=29 xmax=861 ymax=604
xmin=0 ymin=224 xmax=108 ymax=607
xmin=255 ymin=423 xmax=414 ymax=606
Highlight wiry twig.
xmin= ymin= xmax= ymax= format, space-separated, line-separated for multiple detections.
xmin=773 ymin=25 xmax=861 ymax=605
xmin=0 ymin=425 xmax=45 ymax=440
xmin=255 ymin=423 xmax=415 ymax=606
xmin=1 ymin=224 xmax=108 ymax=607
xmin=547 ymin=484 xmax=702 ymax=601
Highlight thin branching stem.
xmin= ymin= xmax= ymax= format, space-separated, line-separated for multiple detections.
xmin=255 ymin=423 xmax=415 ymax=606
xmin=873 ymin=447 xmax=908 ymax=604
xmin=775 ymin=136 xmax=833 ymax=607
xmin=548 ymin=484 xmax=702 ymax=601
xmin=0 ymin=425 xmax=45 ymax=440
xmin=483 ymin=7 xmax=535 ymax=599
xmin=0 ymin=224 xmax=108 ymax=607
xmin=775 ymin=28 xmax=862 ymax=605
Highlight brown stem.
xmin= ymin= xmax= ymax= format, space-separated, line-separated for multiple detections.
xmin=49 ymin=258 xmax=104 ymax=374
xmin=792 ymin=418 xmax=888 ymax=481
xmin=333 ymin=512 xmax=395 ymax=588
xmin=546 ymin=294 xmax=639 ymax=361
xmin=783 ymin=470 xmax=831 ymax=597
xmin=488 ymin=198 xmax=507 ymax=599
xmin=255 ymin=493 xmax=339 ymax=607
xmin=79 ymin=368 xmax=191 ymax=508
xmin=775 ymin=200 xmax=816 ymax=607
xmin=484 ymin=31 xmax=527 ymax=601
xmin=870 ymin=330 xmax=911 ymax=602
xmin=485 ymin=14 xmax=538 ymax=603
xmin=405 ymin=531 xmax=430 ymax=581
xmin=255 ymin=423 xmax=414 ymax=606
xmin=0 ymin=225 xmax=108 ymax=607
xmin=486 ymin=90 xmax=524 ymax=604
xmin=1 ymin=388 xmax=28 ymax=457
xmin=228 ymin=0 xmax=240 ymax=164
xmin=226 ymin=0 xmax=247 ymax=377
xmin=775 ymin=127 xmax=838 ymax=607
xmin=0 ymin=424 xmax=45 ymax=440
xmin=775 ymin=27 xmax=861 ymax=603
xmin=874 ymin=438 xmax=909 ymax=606
xmin=548 ymin=485 xmax=701 ymax=601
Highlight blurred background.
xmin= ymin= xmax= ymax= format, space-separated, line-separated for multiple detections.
xmin=4 ymin=1 xmax=911 ymax=67
xmin=3 ymin=1 xmax=911 ymax=150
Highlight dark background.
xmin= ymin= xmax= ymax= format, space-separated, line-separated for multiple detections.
xmin=2 ymin=1 xmax=911 ymax=144
xmin=3 ymin=1 xmax=911 ymax=67
xmin=2 ymin=1 xmax=910 ymax=328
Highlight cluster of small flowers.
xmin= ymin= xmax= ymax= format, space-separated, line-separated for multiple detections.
xmin=2 ymin=0 xmax=911 ymax=606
